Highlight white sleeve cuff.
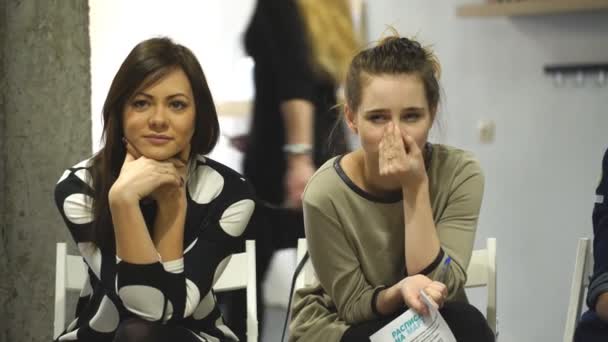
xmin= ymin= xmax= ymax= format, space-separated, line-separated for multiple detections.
xmin=162 ymin=258 xmax=184 ymax=274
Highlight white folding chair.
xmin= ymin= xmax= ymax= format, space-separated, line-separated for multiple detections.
xmin=563 ymin=237 xmax=593 ymax=342
xmin=295 ymin=238 xmax=498 ymax=336
xmin=214 ymin=240 xmax=258 ymax=342
xmin=295 ymin=239 xmax=315 ymax=290
xmin=54 ymin=240 xmax=258 ymax=342
xmin=54 ymin=242 xmax=88 ymax=339
xmin=465 ymin=238 xmax=498 ymax=337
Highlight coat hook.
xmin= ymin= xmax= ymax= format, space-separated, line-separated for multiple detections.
xmin=553 ymin=72 xmax=564 ymax=87
xmin=575 ymin=71 xmax=585 ymax=87
xmin=597 ymin=70 xmax=606 ymax=87
xmin=544 ymin=63 xmax=608 ymax=88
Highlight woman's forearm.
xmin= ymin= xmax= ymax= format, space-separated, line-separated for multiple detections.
xmin=403 ymin=181 xmax=441 ymax=275
xmin=109 ymin=193 xmax=159 ymax=264
xmin=152 ymin=201 xmax=186 ymax=262
xmin=375 ymin=283 xmax=404 ymax=316
xmin=281 ymin=99 xmax=314 ymax=146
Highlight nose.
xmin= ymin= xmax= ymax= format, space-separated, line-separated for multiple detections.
xmin=391 ymin=119 xmax=407 ymax=137
xmin=148 ymin=106 xmax=168 ymax=131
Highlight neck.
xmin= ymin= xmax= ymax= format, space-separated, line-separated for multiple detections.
xmin=356 ymin=150 xmax=402 ymax=196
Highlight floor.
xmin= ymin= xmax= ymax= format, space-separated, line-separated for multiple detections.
xmin=262 ymin=305 xmax=289 ymax=342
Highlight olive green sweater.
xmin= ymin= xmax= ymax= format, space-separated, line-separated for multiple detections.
xmin=289 ymin=144 xmax=484 ymax=341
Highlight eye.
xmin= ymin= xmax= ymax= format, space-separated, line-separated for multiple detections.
xmin=368 ymin=114 xmax=387 ymax=123
xmin=131 ymin=99 xmax=150 ymax=110
xmin=402 ymin=112 xmax=421 ymax=122
xmin=169 ymin=100 xmax=188 ymax=111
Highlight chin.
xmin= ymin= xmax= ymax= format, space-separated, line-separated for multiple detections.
xmin=139 ymin=148 xmax=179 ymax=161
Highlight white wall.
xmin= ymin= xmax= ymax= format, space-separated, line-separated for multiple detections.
xmin=89 ymin=1 xmax=608 ymax=340
xmin=368 ymin=1 xmax=608 ymax=341
xmin=89 ymin=0 xmax=256 ymax=154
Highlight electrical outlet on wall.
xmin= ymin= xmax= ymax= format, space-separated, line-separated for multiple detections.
xmin=477 ymin=119 xmax=496 ymax=144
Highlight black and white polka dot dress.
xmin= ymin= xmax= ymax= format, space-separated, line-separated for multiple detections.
xmin=54 ymin=155 xmax=256 ymax=342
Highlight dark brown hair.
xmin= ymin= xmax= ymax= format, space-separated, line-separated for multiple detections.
xmin=345 ymin=34 xmax=442 ymax=115
xmin=90 ymin=37 xmax=220 ymax=249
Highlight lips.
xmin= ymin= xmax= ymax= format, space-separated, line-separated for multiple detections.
xmin=144 ymin=135 xmax=173 ymax=145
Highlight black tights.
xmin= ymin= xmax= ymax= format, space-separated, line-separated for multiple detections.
xmin=341 ymin=301 xmax=495 ymax=342
xmin=112 ymin=318 xmax=201 ymax=342
xmin=574 ymin=311 xmax=608 ymax=342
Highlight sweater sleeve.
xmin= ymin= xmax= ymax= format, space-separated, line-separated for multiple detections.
xmin=587 ymin=148 xmax=608 ymax=310
xmin=118 ymin=161 xmax=256 ymax=323
xmin=303 ymin=199 xmax=384 ymax=325
xmin=424 ymin=155 xmax=485 ymax=299
xmin=55 ymin=164 xmax=191 ymax=322
xmin=55 ymin=164 xmax=115 ymax=291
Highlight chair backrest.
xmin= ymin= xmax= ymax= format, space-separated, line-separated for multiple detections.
xmin=295 ymin=239 xmax=315 ymax=289
xmin=563 ymin=237 xmax=593 ymax=342
xmin=294 ymin=238 xmax=498 ymax=335
xmin=54 ymin=243 xmax=87 ymax=339
xmin=214 ymin=240 xmax=258 ymax=342
xmin=464 ymin=238 xmax=497 ymax=336
xmin=54 ymin=241 xmax=258 ymax=342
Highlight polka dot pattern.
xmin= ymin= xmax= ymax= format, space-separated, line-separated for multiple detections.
xmin=198 ymin=331 xmax=220 ymax=342
xmin=212 ymin=256 xmax=231 ymax=285
xmin=184 ymin=278 xmax=201 ymax=317
xmin=215 ymin=317 xmax=239 ymax=341
xmin=78 ymin=242 xmax=102 ymax=279
xmin=188 ymin=165 xmax=224 ymax=204
xmin=192 ymin=291 xmax=215 ymax=320
xmin=184 ymin=238 xmax=198 ymax=254
xmin=57 ymin=169 xmax=71 ymax=184
xmin=89 ymin=296 xmax=119 ymax=333
xmin=219 ymin=199 xmax=255 ymax=237
xmin=190 ymin=332 xmax=207 ymax=342
xmin=57 ymin=158 xmax=92 ymax=185
xmin=118 ymin=285 xmax=166 ymax=321
xmin=63 ymin=194 xmax=94 ymax=225
xmin=58 ymin=329 xmax=79 ymax=341
xmin=74 ymin=168 xmax=91 ymax=187
xmin=55 ymin=155 xmax=256 ymax=341
xmin=66 ymin=318 xmax=78 ymax=332
xmin=80 ymin=275 xmax=92 ymax=298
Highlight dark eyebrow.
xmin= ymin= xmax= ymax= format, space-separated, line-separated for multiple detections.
xmin=401 ymin=106 xmax=425 ymax=112
xmin=134 ymin=92 xmax=153 ymax=99
xmin=167 ymin=93 xmax=189 ymax=99
xmin=134 ymin=92 xmax=190 ymax=100
xmin=364 ymin=108 xmax=389 ymax=115
xmin=364 ymin=106 xmax=425 ymax=115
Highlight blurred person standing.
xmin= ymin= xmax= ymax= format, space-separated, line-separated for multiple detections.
xmin=222 ymin=0 xmax=360 ymax=339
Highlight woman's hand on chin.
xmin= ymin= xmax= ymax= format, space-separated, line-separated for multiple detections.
xmin=109 ymin=141 xmax=184 ymax=206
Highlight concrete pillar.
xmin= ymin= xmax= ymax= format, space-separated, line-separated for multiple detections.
xmin=1 ymin=0 xmax=7 ymax=336
xmin=1 ymin=1 xmax=91 ymax=341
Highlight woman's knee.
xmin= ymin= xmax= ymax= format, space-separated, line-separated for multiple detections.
xmin=441 ymin=302 xmax=495 ymax=342
xmin=113 ymin=318 xmax=162 ymax=342
xmin=441 ymin=301 xmax=485 ymax=319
